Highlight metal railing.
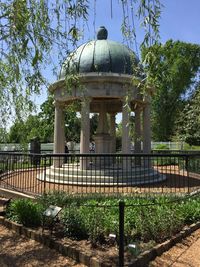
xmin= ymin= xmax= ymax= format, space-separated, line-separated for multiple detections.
xmin=0 ymin=152 xmax=200 ymax=196
xmin=1 ymin=151 xmax=200 ymax=266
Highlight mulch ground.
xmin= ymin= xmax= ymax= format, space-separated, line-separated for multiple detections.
xmin=0 ymin=224 xmax=86 ymax=267
xmin=149 ymin=228 xmax=200 ymax=267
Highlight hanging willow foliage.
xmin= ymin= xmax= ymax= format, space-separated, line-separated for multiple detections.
xmin=0 ymin=0 xmax=161 ymax=124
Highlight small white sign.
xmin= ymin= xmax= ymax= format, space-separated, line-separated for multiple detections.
xmin=109 ymin=234 xmax=116 ymax=239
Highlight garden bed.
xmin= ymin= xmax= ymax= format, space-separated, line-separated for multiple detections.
xmin=2 ymin=192 xmax=200 ymax=266
xmin=1 ymin=216 xmax=200 ymax=266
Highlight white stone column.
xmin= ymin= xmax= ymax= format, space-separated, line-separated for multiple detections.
xmin=122 ymin=100 xmax=131 ymax=170
xmin=134 ymin=106 xmax=142 ymax=153
xmin=143 ymin=102 xmax=151 ymax=153
xmin=53 ymin=101 xmax=65 ymax=167
xmin=94 ymin=103 xmax=111 ymax=154
xmin=80 ymin=98 xmax=90 ymax=170
xmin=96 ymin=103 xmax=109 ymax=134
xmin=143 ymin=99 xmax=151 ymax=168
xmin=109 ymin=113 xmax=116 ymax=153
xmin=122 ymin=101 xmax=131 ymax=154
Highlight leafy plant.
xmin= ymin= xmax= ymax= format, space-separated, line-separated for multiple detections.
xmin=61 ymin=205 xmax=88 ymax=240
xmin=179 ymin=198 xmax=200 ymax=223
xmin=134 ymin=205 xmax=184 ymax=242
xmin=36 ymin=191 xmax=200 ymax=248
xmin=37 ymin=191 xmax=73 ymax=208
xmin=80 ymin=206 xmax=107 ymax=245
xmin=7 ymin=199 xmax=43 ymax=227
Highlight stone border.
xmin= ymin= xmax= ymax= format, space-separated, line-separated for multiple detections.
xmin=0 ymin=216 xmax=112 ymax=267
xmin=128 ymin=222 xmax=200 ymax=267
xmin=0 ymin=216 xmax=200 ymax=267
xmin=0 ymin=187 xmax=35 ymax=200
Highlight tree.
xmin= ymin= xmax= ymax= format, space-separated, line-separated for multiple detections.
xmin=39 ymin=96 xmax=81 ymax=143
xmin=142 ymin=40 xmax=200 ymax=141
xmin=0 ymin=128 xmax=8 ymax=143
xmin=0 ymin=0 xmax=161 ymax=124
xmin=64 ymin=106 xmax=81 ymax=143
xmin=176 ymin=83 xmax=200 ymax=146
xmin=38 ymin=95 xmax=55 ymax=142
xmin=8 ymin=115 xmax=41 ymax=144
xmin=8 ymin=95 xmax=82 ymax=143
xmin=35 ymin=98 xmax=100 ymax=143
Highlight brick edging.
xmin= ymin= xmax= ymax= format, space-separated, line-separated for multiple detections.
xmin=0 ymin=216 xmax=200 ymax=267
xmin=128 ymin=222 xmax=200 ymax=267
xmin=0 ymin=216 xmax=112 ymax=267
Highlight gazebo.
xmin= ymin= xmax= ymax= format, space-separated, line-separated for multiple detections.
xmin=44 ymin=26 xmax=165 ymax=185
xmin=50 ymin=26 xmax=150 ymax=162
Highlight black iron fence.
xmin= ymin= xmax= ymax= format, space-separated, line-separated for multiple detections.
xmin=1 ymin=151 xmax=200 ymax=266
xmin=0 ymin=152 xmax=200 ymax=196
xmin=2 ymin=148 xmax=200 ymax=154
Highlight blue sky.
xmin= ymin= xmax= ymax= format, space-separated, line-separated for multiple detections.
xmin=88 ymin=0 xmax=200 ymax=45
xmin=159 ymin=0 xmax=200 ymax=44
xmin=35 ymin=0 xmax=200 ymax=106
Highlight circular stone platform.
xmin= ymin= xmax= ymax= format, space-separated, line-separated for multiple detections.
xmin=37 ymin=164 xmax=166 ymax=186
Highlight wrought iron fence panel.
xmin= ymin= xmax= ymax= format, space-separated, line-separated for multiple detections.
xmin=0 ymin=152 xmax=200 ymax=197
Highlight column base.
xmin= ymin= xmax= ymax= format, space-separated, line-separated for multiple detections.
xmin=94 ymin=133 xmax=113 ymax=166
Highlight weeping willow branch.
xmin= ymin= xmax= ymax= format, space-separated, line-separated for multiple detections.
xmin=0 ymin=0 xmax=161 ymax=125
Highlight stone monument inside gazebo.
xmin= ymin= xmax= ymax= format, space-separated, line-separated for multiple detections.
xmin=42 ymin=26 xmax=165 ymax=185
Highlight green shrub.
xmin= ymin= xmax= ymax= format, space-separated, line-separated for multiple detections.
xmin=81 ymin=206 xmax=107 ymax=244
xmin=37 ymin=191 xmax=113 ymax=208
xmin=134 ymin=205 xmax=184 ymax=242
xmin=7 ymin=199 xmax=43 ymax=227
xmin=37 ymin=191 xmax=73 ymax=208
xmin=35 ymin=192 xmax=200 ymax=247
xmin=179 ymin=198 xmax=200 ymax=223
xmin=61 ymin=205 xmax=88 ymax=240
xmin=154 ymin=156 xmax=180 ymax=166
xmin=178 ymin=156 xmax=200 ymax=174
xmin=188 ymin=157 xmax=200 ymax=174
xmin=154 ymin=144 xmax=169 ymax=150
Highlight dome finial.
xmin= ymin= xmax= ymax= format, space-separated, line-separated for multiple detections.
xmin=97 ymin=26 xmax=108 ymax=40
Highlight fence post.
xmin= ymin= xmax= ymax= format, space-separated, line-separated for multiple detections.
xmin=44 ymin=155 xmax=46 ymax=194
xmin=119 ymin=201 xmax=125 ymax=267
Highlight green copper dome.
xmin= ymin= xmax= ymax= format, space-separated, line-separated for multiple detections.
xmin=60 ymin=26 xmax=139 ymax=79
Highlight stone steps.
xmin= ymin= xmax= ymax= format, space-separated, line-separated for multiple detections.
xmin=37 ymin=166 xmax=166 ymax=185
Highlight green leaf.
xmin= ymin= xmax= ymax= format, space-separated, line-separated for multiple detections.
xmin=15 ymin=64 xmax=20 ymax=82
xmin=32 ymin=49 xmax=39 ymax=66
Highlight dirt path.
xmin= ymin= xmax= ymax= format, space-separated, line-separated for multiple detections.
xmin=0 ymin=224 xmax=86 ymax=267
xmin=1 ymin=222 xmax=200 ymax=267
xmin=149 ymin=228 xmax=200 ymax=267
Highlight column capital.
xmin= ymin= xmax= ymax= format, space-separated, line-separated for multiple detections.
xmin=54 ymin=100 xmax=64 ymax=109
xmin=81 ymin=96 xmax=92 ymax=104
